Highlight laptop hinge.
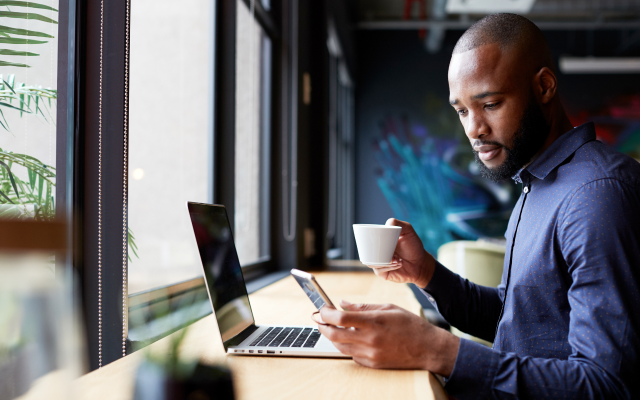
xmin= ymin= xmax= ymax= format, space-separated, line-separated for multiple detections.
xmin=224 ymin=325 xmax=259 ymax=349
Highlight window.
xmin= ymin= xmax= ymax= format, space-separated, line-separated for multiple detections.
xmin=65 ymin=0 xmax=284 ymax=365
xmin=326 ymin=21 xmax=356 ymax=260
xmin=127 ymin=0 xmax=214 ymax=294
xmin=234 ymin=0 xmax=272 ymax=267
xmin=0 ymin=1 xmax=58 ymax=224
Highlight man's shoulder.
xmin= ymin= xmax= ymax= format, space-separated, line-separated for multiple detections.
xmin=558 ymin=140 xmax=640 ymax=191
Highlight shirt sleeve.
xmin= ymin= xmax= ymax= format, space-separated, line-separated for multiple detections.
xmin=423 ymin=261 xmax=503 ymax=343
xmin=443 ymin=179 xmax=640 ymax=399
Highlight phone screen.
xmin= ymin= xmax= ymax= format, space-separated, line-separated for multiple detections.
xmin=291 ymin=269 xmax=335 ymax=311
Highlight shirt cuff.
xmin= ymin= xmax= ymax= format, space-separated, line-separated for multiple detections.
xmin=445 ymin=338 xmax=500 ymax=400
xmin=422 ymin=260 xmax=460 ymax=310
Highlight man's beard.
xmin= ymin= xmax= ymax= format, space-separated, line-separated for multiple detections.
xmin=472 ymin=94 xmax=551 ymax=183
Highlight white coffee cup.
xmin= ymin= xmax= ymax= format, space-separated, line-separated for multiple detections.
xmin=353 ymin=224 xmax=402 ymax=266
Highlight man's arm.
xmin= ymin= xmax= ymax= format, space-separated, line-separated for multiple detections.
xmin=368 ymin=218 xmax=503 ymax=342
xmin=422 ymin=261 xmax=503 ymax=343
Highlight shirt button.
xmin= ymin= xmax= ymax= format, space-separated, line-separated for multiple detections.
xmin=523 ymin=186 xmax=529 ymax=194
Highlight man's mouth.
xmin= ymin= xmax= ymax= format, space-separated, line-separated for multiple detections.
xmin=474 ymin=144 xmax=503 ymax=162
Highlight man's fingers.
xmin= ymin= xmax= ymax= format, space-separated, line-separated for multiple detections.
xmin=331 ymin=342 xmax=371 ymax=359
xmin=373 ymin=269 xmax=391 ymax=281
xmin=369 ymin=264 xmax=402 ymax=273
xmin=339 ymin=300 xmax=393 ymax=312
xmin=317 ymin=324 xmax=361 ymax=344
xmin=316 ymin=326 xmax=372 ymax=358
xmin=385 ymin=218 xmax=415 ymax=235
xmin=319 ymin=306 xmax=370 ymax=328
xmin=364 ymin=259 xmax=401 ymax=269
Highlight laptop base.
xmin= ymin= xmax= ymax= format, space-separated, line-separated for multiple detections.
xmin=228 ymin=325 xmax=350 ymax=358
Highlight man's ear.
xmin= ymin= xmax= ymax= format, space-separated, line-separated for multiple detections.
xmin=534 ymin=67 xmax=558 ymax=105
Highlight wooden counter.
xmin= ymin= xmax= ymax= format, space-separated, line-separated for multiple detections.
xmin=31 ymin=272 xmax=448 ymax=399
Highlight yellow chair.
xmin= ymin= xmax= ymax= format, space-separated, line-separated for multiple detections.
xmin=436 ymin=240 xmax=506 ymax=347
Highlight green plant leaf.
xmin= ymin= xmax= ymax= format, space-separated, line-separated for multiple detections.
xmin=0 ymin=25 xmax=54 ymax=38
xmin=28 ymin=167 xmax=35 ymax=189
xmin=44 ymin=181 xmax=51 ymax=209
xmin=0 ymin=159 xmax=19 ymax=198
xmin=0 ymin=151 xmax=56 ymax=220
xmin=0 ymin=49 xmax=39 ymax=56
xmin=0 ymin=1 xmax=59 ymax=12
xmin=0 ymin=11 xmax=58 ymax=24
xmin=0 ymin=108 xmax=10 ymax=132
xmin=37 ymin=173 xmax=43 ymax=203
xmin=0 ymin=204 xmax=21 ymax=218
xmin=0 ymin=187 xmax=14 ymax=203
xmin=127 ymin=227 xmax=140 ymax=262
xmin=0 ymin=60 xmax=30 ymax=67
xmin=34 ymin=93 xmax=42 ymax=118
xmin=2 ymin=77 xmax=15 ymax=92
xmin=0 ymin=37 xmax=47 ymax=44
xmin=18 ymin=92 xmax=24 ymax=115
xmin=0 ymin=151 xmax=55 ymax=182
xmin=0 ymin=101 xmax=30 ymax=113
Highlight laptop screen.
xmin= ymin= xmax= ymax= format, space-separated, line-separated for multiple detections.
xmin=187 ymin=202 xmax=255 ymax=343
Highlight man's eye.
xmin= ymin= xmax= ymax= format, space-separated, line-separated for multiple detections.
xmin=457 ymin=109 xmax=467 ymax=116
xmin=485 ymin=103 xmax=499 ymax=109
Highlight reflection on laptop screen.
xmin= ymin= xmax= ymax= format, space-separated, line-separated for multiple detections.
xmin=187 ymin=202 xmax=255 ymax=342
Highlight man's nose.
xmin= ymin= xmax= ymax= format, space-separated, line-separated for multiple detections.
xmin=465 ymin=112 xmax=489 ymax=140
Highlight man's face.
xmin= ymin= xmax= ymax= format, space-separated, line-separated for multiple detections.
xmin=448 ymin=43 xmax=550 ymax=182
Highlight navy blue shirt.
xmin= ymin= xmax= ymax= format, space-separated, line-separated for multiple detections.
xmin=424 ymin=123 xmax=640 ymax=399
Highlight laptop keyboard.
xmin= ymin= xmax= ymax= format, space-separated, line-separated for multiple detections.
xmin=247 ymin=327 xmax=320 ymax=348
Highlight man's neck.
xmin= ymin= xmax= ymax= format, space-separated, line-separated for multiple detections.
xmin=525 ymin=105 xmax=574 ymax=169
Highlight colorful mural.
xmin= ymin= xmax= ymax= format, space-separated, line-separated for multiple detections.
xmin=569 ymin=94 xmax=640 ymax=160
xmin=374 ymin=93 xmax=640 ymax=255
xmin=374 ymin=111 xmax=519 ymax=254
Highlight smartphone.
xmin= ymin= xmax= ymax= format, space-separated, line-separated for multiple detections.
xmin=290 ymin=269 xmax=336 ymax=311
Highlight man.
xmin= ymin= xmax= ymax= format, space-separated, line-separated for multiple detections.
xmin=318 ymin=13 xmax=640 ymax=399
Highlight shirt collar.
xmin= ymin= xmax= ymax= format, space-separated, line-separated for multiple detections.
xmin=513 ymin=122 xmax=596 ymax=182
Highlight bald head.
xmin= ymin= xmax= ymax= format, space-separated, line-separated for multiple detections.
xmin=454 ymin=13 xmax=554 ymax=73
xmin=447 ymin=14 xmax=573 ymax=182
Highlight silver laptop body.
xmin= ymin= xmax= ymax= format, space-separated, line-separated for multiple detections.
xmin=187 ymin=202 xmax=348 ymax=358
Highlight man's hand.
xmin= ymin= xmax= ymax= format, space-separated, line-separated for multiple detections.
xmin=365 ymin=219 xmax=435 ymax=288
xmin=318 ymin=300 xmax=459 ymax=377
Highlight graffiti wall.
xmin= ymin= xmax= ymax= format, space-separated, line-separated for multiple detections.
xmin=355 ymin=30 xmax=640 ymax=256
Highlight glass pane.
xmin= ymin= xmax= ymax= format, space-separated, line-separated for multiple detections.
xmin=0 ymin=1 xmax=58 ymax=222
xmin=128 ymin=0 xmax=213 ymax=294
xmin=235 ymin=0 xmax=271 ymax=266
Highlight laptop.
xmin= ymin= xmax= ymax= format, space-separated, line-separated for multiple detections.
xmin=187 ymin=202 xmax=348 ymax=358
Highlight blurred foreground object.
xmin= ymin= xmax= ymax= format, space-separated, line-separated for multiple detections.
xmin=0 ymin=220 xmax=85 ymax=400
xmin=130 ymin=280 xmax=234 ymax=400
xmin=134 ymin=361 xmax=234 ymax=400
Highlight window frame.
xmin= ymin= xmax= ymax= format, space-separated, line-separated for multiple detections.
xmin=326 ymin=29 xmax=356 ymax=262
xmin=125 ymin=0 xmax=284 ymax=353
xmin=58 ymin=0 xmax=324 ymax=370
xmin=57 ymin=0 xmax=131 ymax=370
